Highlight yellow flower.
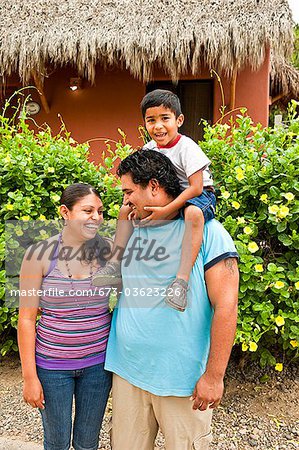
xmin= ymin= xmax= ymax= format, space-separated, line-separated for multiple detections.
xmin=4 ymin=155 xmax=11 ymax=163
xmin=268 ymin=205 xmax=279 ymax=215
xmin=47 ymin=167 xmax=55 ymax=173
xmin=246 ymin=165 xmax=254 ymax=171
xmin=237 ymin=217 xmax=246 ymax=224
xmin=51 ymin=194 xmax=60 ymax=203
xmin=249 ymin=342 xmax=258 ymax=352
xmin=295 ymin=281 xmax=299 ymax=290
xmin=222 ymin=191 xmax=230 ymax=200
xmin=6 ymin=203 xmax=14 ymax=211
xmin=243 ymin=226 xmax=252 ymax=235
xmin=232 ymin=201 xmax=240 ymax=210
xmin=236 ymin=167 xmax=244 ymax=174
xmin=255 ymin=264 xmax=263 ymax=272
xmin=283 ymin=192 xmax=294 ymax=202
xmin=274 ymin=281 xmax=285 ymax=289
xmin=236 ymin=172 xmax=245 ymax=181
xmin=39 ymin=214 xmax=46 ymax=221
xmin=277 ymin=205 xmax=289 ymax=219
xmin=248 ymin=242 xmax=259 ymax=253
xmin=15 ymin=229 xmax=24 ymax=237
xmin=21 ymin=216 xmax=30 ymax=221
xmin=242 ymin=342 xmax=249 ymax=352
xmin=275 ymin=363 xmax=283 ymax=372
xmin=275 ymin=316 xmax=285 ymax=327
xmin=260 ymin=194 xmax=268 ymax=203
xmin=290 ymin=340 xmax=299 ymax=348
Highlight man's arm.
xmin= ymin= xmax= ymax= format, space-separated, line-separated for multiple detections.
xmin=191 ymin=257 xmax=239 ymax=410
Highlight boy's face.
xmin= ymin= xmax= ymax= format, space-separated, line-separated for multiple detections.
xmin=144 ymin=105 xmax=184 ymax=147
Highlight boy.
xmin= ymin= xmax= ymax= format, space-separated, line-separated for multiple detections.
xmin=93 ymin=89 xmax=215 ymax=312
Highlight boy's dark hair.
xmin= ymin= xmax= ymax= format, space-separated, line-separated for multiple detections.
xmin=141 ymin=89 xmax=182 ymax=118
xmin=117 ymin=150 xmax=182 ymax=198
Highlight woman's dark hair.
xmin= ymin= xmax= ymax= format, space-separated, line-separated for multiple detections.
xmin=141 ymin=89 xmax=182 ymax=118
xmin=117 ymin=150 xmax=182 ymax=198
xmin=60 ymin=183 xmax=101 ymax=209
xmin=60 ymin=183 xmax=110 ymax=265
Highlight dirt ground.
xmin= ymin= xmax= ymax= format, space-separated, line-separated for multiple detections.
xmin=0 ymin=354 xmax=298 ymax=450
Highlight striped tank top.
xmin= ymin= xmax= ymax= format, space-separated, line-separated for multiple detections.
xmin=35 ymin=235 xmax=111 ymax=370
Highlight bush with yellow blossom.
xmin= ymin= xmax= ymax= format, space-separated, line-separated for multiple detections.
xmin=200 ymin=102 xmax=299 ymax=369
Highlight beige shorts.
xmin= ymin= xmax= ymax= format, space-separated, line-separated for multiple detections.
xmin=111 ymin=374 xmax=213 ymax=450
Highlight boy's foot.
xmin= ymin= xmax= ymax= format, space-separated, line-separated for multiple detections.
xmin=92 ymin=262 xmax=122 ymax=286
xmin=164 ymin=278 xmax=188 ymax=312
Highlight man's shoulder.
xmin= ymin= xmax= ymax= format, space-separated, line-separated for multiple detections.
xmin=203 ymin=219 xmax=234 ymax=242
xmin=201 ymin=220 xmax=238 ymax=268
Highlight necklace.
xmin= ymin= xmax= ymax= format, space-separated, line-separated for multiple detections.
xmin=60 ymin=235 xmax=95 ymax=307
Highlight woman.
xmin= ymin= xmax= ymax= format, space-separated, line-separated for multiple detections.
xmin=18 ymin=183 xmax=112 ymax=450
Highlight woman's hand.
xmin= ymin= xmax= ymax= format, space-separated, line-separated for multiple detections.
xmin=23 ymin=376 xmax=45 ymax=409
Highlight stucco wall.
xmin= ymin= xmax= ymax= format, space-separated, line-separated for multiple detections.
xmin=26 ymin=50 xmax=270 ymax=163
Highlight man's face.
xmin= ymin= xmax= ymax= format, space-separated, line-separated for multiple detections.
xmin=144 ymin=105 xmax=184 ymax=147
xmin=121 ymin=173 xmax=155 ymax=219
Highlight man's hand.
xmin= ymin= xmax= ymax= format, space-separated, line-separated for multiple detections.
xmin=141 ymin=205 xmax=172 ymax=223
xmin=191 ymin=372 xmax=224 ymax=411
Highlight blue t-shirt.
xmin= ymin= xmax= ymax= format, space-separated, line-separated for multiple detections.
xmin=105 ymin=218 xmax=238 ymax=396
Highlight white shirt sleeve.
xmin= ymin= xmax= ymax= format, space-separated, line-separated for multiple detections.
xmin=179 ymin=137 xmax=211 ymax=179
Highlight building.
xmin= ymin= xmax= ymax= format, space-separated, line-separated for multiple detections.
xmin=0 ymin=0 xmax=297 ymax=161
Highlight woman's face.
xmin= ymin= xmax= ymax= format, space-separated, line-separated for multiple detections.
xmin=60 ymin=193 xmax=104 ymax=241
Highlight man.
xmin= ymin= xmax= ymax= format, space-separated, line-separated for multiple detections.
xmin=105 ymin=150 xmax=239 ymax=450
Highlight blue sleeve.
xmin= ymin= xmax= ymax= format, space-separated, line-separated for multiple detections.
xmin=202 ymin=220 xmax=238 ymax=272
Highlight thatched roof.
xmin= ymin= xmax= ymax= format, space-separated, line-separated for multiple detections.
xmin=0 ymin=0 xmax=294 ymax=83
xmin=271 ymin=57 xmax=299 ymax=100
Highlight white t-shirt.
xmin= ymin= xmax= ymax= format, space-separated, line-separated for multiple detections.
xmin=143 ymin=135 xmax=213 ymax=189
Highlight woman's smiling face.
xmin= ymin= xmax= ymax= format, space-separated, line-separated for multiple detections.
xmin=60 ymin=193 xmax=104 ymax=241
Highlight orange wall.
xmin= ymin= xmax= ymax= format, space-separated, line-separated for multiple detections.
xmin=30 ymin=68 xmax=145 ymax=163
xmin=213 ymin=48 xmax=270 ymax=126
xmin=27 ymin=50 xmax=270 ymax=163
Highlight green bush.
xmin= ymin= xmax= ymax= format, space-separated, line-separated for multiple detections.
xmin=1 ymin=98 xmax=298 ymax=370
xmin=0 ymin=106 xmax=132 ymax=356
xmin=200 ymin=102 xmax=299 ymax=370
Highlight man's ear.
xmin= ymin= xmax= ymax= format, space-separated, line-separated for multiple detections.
xmin=149 ymin=179 xmax=160 ymax=195
xmin=177 ymin=114 xmax=184 ymax=128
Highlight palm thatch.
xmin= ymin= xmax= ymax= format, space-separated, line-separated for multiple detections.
xmin=271 ymin=57 xmax=299 ymax=100
xmin=0 ymin=0 xmax=294 ymax=83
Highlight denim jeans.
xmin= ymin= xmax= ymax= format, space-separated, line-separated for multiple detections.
xmin=37 ymin=363 xmax=112 ymax=450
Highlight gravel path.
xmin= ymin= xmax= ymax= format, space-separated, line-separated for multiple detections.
xmin=0 ymin=356 xmax=298 ymax=450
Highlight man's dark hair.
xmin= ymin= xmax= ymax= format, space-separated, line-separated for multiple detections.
xmin=141 ymin=89 xmax=182 ymax=118
xmin=117 ymin=150 xmax=182 ymax=198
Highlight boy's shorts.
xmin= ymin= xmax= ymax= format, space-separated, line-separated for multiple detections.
xmin=185 ymin=188 xmax=216 ymax=223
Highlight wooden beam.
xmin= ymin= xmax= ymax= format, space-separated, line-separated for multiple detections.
xmin=229 ymin=69 xmax=237 ymax=111
xmin=32 ymin=71 xmax=50 ymax=113
xmin=270 ymin=93 xmax=285 ymax=105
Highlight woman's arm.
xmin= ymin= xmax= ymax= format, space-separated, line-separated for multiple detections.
xmin=18 ymin=247 xmax=45 ymax=409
